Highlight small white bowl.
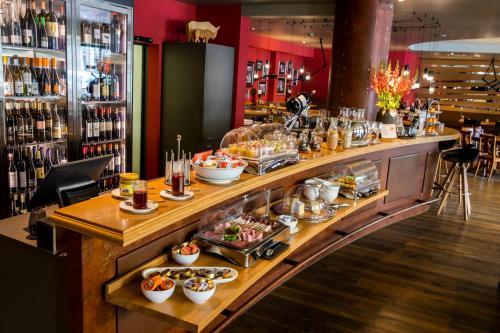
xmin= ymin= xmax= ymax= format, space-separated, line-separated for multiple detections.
xmin=321 ymin=183 xmax=340 ymax=203
xmin=193 ymin=162 xmax=247 ymax=181
xmin=141 ymin=279 xmax=176 ymax=303
xmin=183 ymin=279 xmax=216 ymax=304
xmin=171 ymin=250 xmax=200 ymax=266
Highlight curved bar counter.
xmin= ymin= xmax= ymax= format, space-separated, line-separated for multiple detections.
xmin=0 ymin=129 xmax=459 ymax=333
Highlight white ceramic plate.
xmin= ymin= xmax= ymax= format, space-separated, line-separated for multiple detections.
xmin=159 ymin=190 xmax=194 ymax=201
xmin=195 ymin=174 xmax=240 ymax=185
xmin=111 ymin=188 xmax=130 ymax=200
xmin=119 ymin=200 xmax=159 ymax=214
xmin=142 ymin=266 xmax=238 ymax=286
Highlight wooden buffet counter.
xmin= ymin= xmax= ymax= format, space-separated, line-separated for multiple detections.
xmin=0 ymin=129 xmax=459 ymax=333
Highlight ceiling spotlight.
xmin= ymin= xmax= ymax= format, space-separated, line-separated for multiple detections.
xmin=299 ymin=64 xmax=305 ymax=74
xmin=427 ymin=70 xmax=434 ymax=81
xmin=402 ymin=64 xmax=410 ymax=76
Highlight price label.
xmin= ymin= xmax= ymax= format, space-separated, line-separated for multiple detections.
xmin=380 ymin=124 xmax=397 ymax=139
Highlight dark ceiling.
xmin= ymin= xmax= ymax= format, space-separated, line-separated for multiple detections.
xmin=178 ymin=0 xmax=500 ymax=50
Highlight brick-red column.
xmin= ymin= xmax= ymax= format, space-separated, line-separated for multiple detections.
xmin=327 ymin=0 xmax=393 ymax=120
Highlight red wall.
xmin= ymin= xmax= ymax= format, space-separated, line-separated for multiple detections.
xmin=302 ymin=47 xmax=332 ymax=101
xmin=388 ymin=50 xmax=420 ymax=105
xmin=134 ymin=0 xmax=196 ymax=179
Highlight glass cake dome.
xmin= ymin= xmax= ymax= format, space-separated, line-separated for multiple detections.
xmin=280 ymin=183 xmax=335 ymax=223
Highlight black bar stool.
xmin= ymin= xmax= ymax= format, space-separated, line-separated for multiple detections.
xmin=437 ymin=145 xmax=479 ymax=221
xmin=432 ymin=139 xmax=458 ymax=196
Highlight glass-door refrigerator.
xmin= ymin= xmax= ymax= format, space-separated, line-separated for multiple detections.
xmin=0 ymin=0 xmax=72 ymax=217
xmin=72 ymin=0 xmax=132 ymax=193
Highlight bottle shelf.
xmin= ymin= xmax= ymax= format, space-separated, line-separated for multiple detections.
xmin=1 ymin=45 xmax=66 ymax=60
xmin=4 ymin=95 xmax=66 ymax=101
xmin=6 ymin=139 xmax=67 ymax=150
xmin=81 ymin=138 xmax=124 ymax=146
xmin=80 ymin=100 xmax=126 ymax=106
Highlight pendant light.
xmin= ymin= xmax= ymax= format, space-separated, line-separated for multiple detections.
xmin=427 ymin=70 xmax=434 ymax=81
xmin=265 ymin=60 xmax=270 ymax=69
xmin=305 ymin=72 xmax=311 ymax=80
xmin=300 ymin=64 xmax=305 ymax=74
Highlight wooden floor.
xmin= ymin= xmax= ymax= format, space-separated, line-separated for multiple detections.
xmin=224 ymin=174 xmax=500 ymax=333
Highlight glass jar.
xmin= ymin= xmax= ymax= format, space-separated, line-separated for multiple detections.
xmin=298 ymin=130 xmax=310 ymax=152
xmin=309 ymin=132 xmax=322 ymax=151
xmin=327 ymin=117 xmax=339 ymax=150
xmin=119 ymin=173 xmax=139 ymax=196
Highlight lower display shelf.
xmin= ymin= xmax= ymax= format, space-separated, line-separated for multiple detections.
xmin=105 ymin=190 xmax=388 ymax=333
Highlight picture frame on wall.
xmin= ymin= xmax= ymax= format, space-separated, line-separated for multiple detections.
xmin=258 ymin=81 xmax=267 ymax=95
xmin=278 ymin=61 xmax=286 ymax=75
xmin=293 ymin=70 xmax=299 ymax=86
xmin=246 ymin=62 xmax=255 ymax=87
xmin=287 ymin=61 xmax=293 ymax=75
xmin=263 ymin=65 xmax=269 ymax=80
xmin=277 ymin=78 xmax=286 ymax=95
xmin=256 ymin=60 xmax=263 ymax=71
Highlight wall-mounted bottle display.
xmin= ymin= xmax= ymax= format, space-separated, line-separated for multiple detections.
xmin=0 ymin=0 xmax=132 ymax=218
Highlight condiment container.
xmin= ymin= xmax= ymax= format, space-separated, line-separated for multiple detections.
xmin=119 ymin=173 xmax=139 ymax=196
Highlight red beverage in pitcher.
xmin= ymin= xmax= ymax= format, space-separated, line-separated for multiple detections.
xmin=133 ymin=190 xmax=148 ymax=209
xmin=172 ymin=172 xmax=185 ymax=196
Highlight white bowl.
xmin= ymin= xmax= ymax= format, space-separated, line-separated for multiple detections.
xmin=303 ymin=184 xmax=321 ymax=201
xmin=321 ymin=183 xmax=340 ymax=203
xmin=193 ymin=162 xmax=247 ymax=181
xmin=141 ymin=279 xmax=176 ymax=303
xmin=171 ymin=250 xmax=200 ymax=266
xmin=183 ymin=279 xmax=216 ymax=304
xmin=276 ymin=215 xmax=298 ymax=229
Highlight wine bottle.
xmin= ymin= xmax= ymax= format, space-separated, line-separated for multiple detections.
xmin=110 ymin=14 xmax=121 ymax=53
xmin=22 ymin=0 xmax=37 ymax=47
xmin=92 ymin=108 xmax=100 ymax=142
xmin=105 ymin=107 xmax=113 ymax=140
xmin=38 ymin=1 xmax=48 ymax=48
xmin=34 ymin=148 xmax=45 ymax=184
xmin=60 ymin=148 xmax=67 ymax=164
xmin=100 ymin=64 xmax=110 ymax=101
xmin=6 ymin=102 xmax=16 ymax=146
xmin=45 ymin=0 xmax=58 ymax=50
xmin=8 ymin=153 xmax=18 ymax=194
xmin=44 ymin=147 xmax=53 ymax=174
xmin=52 ymin=104 xmax=61 ymax=140
xmin=24 ymin=102 xmax=34 ymax=143
xmin=50 ymin=58 xmax=60 ymax=95
xmin=107 ymin=143 xmax=114 ymax=175
xmin=101 ymin=22 xmax=111 ymax=49
xmin=0 ymin=8 xmax=10 ymax=45
xmin=59 ymin=60 xmax=66 ymax=96
xmin=19 ymin=193 xmax=27 ymax=214
xmin=81 ymin=20 xmax=92 ymax=45
xmin=98 ymin=107 xmax=106 ymax=141
xmin=9 ymin=4 xmax=22 ymax=46
xmin=112 ymin=108 xmax=122 ymax=139
xmin=27 ymin=147 xmax=37 ymax=190
xmin=20 ymin=57 xmax=33 ymax=96
xmin=44 ymin=102 xmax=53 ymax=141
xmin=92 ymin=21 xmax=101 ymax=46
xmin=16 ymin=148 xmax=27 ymax=192
xmin=3 ymin=56 xmax=14 ymax=97
xmin=57 ymin=5 xmax=65 ymax=50
xmin=88 ymin=145 xmax=96 ymax=158
xmin=113 ymin=144 xmax=121 ymax=173
xmin=90 ymin=71 xmax=100 ymax=101
xmin=40 ymin=58 xmax=51 ymax=96
xmin=82 ymin=146 xmax=88 ymax=159
xmin=14 ymin=103 xmax=25 ymax=145
xmin=12 ymin=57 xmax=24 ymax=97
xmin=30 ymin=58 xmax=40 ymax=96
xmin=110 ymin=64 xmax=120 ymax=101
xmin=36 ymin=101 xmax=45 ymax=142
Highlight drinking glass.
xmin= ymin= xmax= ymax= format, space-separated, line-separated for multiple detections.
xmin=172 ymin=162 xmax=185 ymax=197
xmin=372 ymin=122 xmax=381 ymax=144
xmin=133 ymin=180 xmax=148 ymax=209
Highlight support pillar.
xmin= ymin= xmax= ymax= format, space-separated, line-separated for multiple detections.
xmin=327 ymin=0 xmax=393 ymax=120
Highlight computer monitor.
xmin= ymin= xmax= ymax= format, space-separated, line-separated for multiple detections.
xmin=28 ymin=155 xmax=112 ymax=211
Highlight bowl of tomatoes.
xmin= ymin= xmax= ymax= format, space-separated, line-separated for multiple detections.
xmin=171 ymin=241 xmax=200 ymax=265
xmin=192 ymin=151 xmax=247 ymax=182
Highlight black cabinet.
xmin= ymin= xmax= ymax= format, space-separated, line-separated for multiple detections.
xmin=161 ymin=42 xmax=234 ymax=166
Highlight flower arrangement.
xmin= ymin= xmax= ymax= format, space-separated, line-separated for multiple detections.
xmin=371 ymin=61 xmax=417 ymax=113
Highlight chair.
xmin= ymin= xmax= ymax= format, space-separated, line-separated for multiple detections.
xmin=432 ymin=139 xmax=458 ymax=196
xmin=437 ymin=146 xmax=479 ymax=221
xmin=474 ymin=134 xmax=499 ymax=180
xmin=459 ymin=129 xmax=474 ymax=147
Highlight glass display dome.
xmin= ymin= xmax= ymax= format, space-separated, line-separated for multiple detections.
xmin=281 ymin=183 xmax=335 ymax=223
xmin=221 ymin=123 xmax=297 ymax=160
